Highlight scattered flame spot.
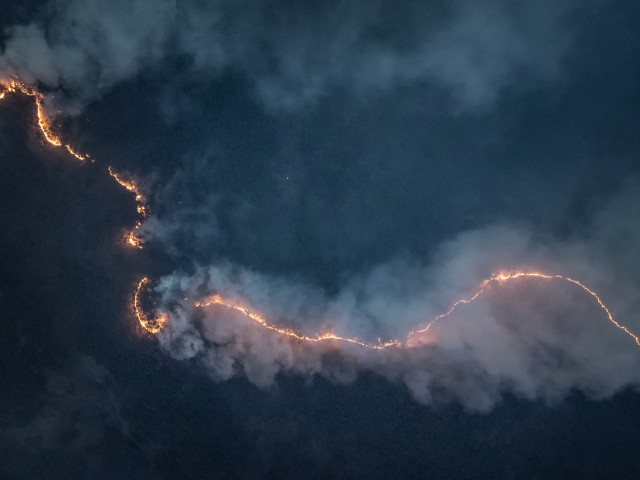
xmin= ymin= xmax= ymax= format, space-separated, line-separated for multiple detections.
xmin=127 ymin=232 xmax=144 ymax=248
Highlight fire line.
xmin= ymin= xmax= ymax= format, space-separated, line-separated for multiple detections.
xmin=137 ymin=272 xmax=640 ymax=348
xmin=108 ymin=166 xmax=147 ymax=248
xmin=2 ymin=81 xmax=638 ymax=350
xmin=1 ymin=81 xmax=149 ymax=248
xmin=1 ymin=82 xmax=65 ymax=148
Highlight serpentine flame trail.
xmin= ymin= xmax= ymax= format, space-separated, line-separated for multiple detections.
xmin=3 ymin=82 xmax=638 ymax=352
xmin=108 ymin=166 xmax=147 ymax=248
xmin=137 ymin=271 xmax=640 ymax=348
xmin=407 ymin=272 xmax=640 ymax=346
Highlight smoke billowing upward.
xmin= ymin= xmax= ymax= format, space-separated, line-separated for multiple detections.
xmin=2 ymin=0 xmax=640 ymax=415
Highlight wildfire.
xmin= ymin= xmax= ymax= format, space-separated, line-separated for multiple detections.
xmin=406 ymin=272 xmax=640 ymax=346
xmin=183 ymin=271 xmax=640 ymax=350
xmin=1 ymin=82 xmax=153 ymax=243
xmin=134 ymin=278 xmax=166 ymax=334
xmin=195 ymin=295 xmax=401 ymax=349
xmin=127 ymin=232 xmax=144 ymax=248
xmin=66 ymin=145 xmax=86 ymax=160
xmin=2 ymin=82 xmax=638 ymax=352
xmin=108 ymin=166 xmax=147 ymax=248
xmin=0 ymin=81 xmax=69 ymax=149
xmin=108 ymin=166 xmax=138 ymax=192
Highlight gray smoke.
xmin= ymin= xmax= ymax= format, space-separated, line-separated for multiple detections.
xmin=0 ymin=0 xmax=176 ymax=114
xmin=3 ymin=0 xmax=636 ymax=412
xmin=2 ymin=0 xmax=575 ymax=114
xmin=150 ymin=181 xmax=640 ymax=411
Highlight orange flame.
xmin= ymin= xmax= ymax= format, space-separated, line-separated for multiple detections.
xmin=195 ymin=295 xmax=401 ymax=349
xmin=134 ymin=278 xmax=166 ymax=333
xmin=66 ymin=145 xmax=85 ymax=160
xmin=108 ymin=166 xmax=147 ymax=248
xmin=0 ymin=83 xmax=150 ymax=249
xmin=185 ymin=271 xmax=640 ymax=350
xmin=0 ymin=82 xmax=69 ymax=149
xmin=108 ymin=166 xmax=139 ymax=193
xmin=0 ymin=81 xmax=91 ymax=158
xmin=1 ymin=82 xmax=151 ymax=249
xmin=406 ymin=272 xmax=640 ymax=346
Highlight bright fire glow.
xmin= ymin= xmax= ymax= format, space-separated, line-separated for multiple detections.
xmin=406 ymin=272 xmax=640 ymax=346
xmin=108 ymin=166 xmax=148 ymax=248
xmin=1 ymin=81 xmax=150 ymax=248
xmin=184 ymin=271 xmax=640 ymax=350
xmin=66 ymin=145 xmax=85 ymax=160
xmin=3 ymin=82 xmax=638 ymax=351
xmin=196 ymin=295 xmax=401 ymax=350
xmin=135 ymin=278 xmax=166 ymax=334
xmin=0 ymin=82 xmax=68 ymax=149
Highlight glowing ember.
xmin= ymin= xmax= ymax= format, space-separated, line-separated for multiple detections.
xmin=184 ymin=271 xmax=640 ymax=350
xmin=134 ymin=278 xmax=166 ymax=334
xmin=66 ymin=145 xmax=85 ymax=160
xmin=196 ymin=295 xmax=401 ymax=349
xmin=406 ymin=272 xmax=640 ymax=346
xmin=127 ymin=232 xmax=144 ymax=248
xmin=108 ymin=166 xmax=147 ymax=248
xmin=0 ymin=81 xmax=92 ymax=158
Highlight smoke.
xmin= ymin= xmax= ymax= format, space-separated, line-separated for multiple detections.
xmin=1 ymin=0 xmax=577 ymax=114
xmin=2 ymin=0 xmax=637 ymax=412
xmin=0 ymin=0 xmax=176 ymax=115
xmin=148 ymin=181 xmax=640 ymax=411
xmin=178 ymin=0 xmax=573 ymax=112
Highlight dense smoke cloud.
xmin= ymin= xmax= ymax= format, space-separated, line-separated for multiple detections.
xmin=2 ymin=0 xmax=638 ymax=413
xmin=2 ymin=0 xmax=575 ymax=114
xmin=150 ymin=181 xmax=640 ymax=411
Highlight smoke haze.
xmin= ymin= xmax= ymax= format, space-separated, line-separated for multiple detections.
xmin=2 ymin=0 xmax=575 ymax=114
xmin=149 ymin=180 xmax=640 ymax=410
xmin=1 ymin=0 xmax=639 ymax=415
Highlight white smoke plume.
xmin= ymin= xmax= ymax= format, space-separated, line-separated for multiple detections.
xmin=2 ymin=0 xmax=577 ymax=114
xmin=149 ymin=181 xmax=640 ymax=411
